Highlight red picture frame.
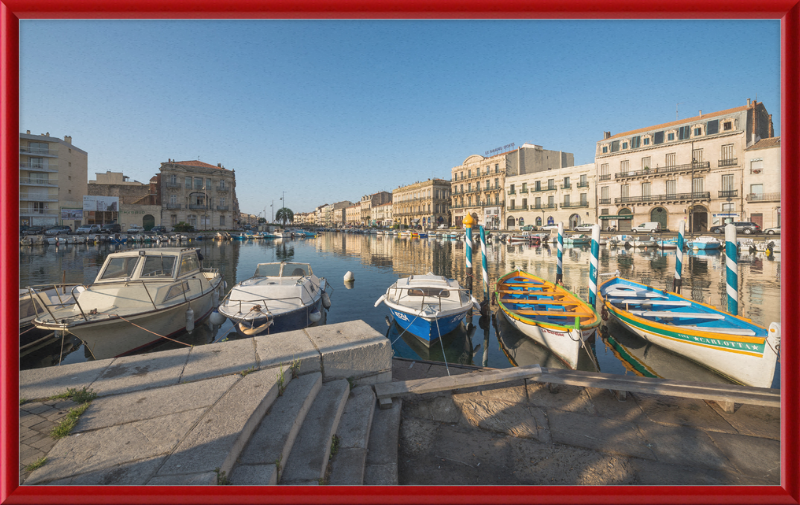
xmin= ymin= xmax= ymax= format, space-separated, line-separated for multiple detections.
xmin=1 ymin=2 xmax=798 ymax=503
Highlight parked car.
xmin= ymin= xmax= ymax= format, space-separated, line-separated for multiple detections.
xmin=45 ymin=225 xmax=71 ymax=236
xmin=764 ymin=226 xmax=780 ymax=235
xmin=573 ymin=224 xmax=594 ymax=232
xmin=100 ymin=223 xmax=122 ymax=234
xmin=23 ymin=226 xmax=45 ymax=236
xmin=520 ymin=225 xmax=534 ymax=231
xmin=151 ymin=225 xmax=168 ymax=234
xmin=75 ymin=224 xmax=101 ymax=235
xmin=631 ymin=222 xmax=662 ymax=233
xmin=710 ymin=222 xmax=761 ymax=235
xmin=126 ymin=224 xmax=144 ymax=234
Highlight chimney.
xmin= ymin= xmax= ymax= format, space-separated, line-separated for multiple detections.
xmin=768 ymin=114 xmax=774 ymax=137
xmin=64 ymin=135 xmax=72 ymax=144
xmin=45 ymin=132 xmax=49 ymax=136
xmin=747 ymin=98 xmax=751 ymax=106
xmin=217 ymin=163 xmax=221 ymax=167
xmin=603 ymin=131 xmax=611 ymax=139
xmin=26 ymin=130 xmax=30 ymax=134
xmin=698 ymin=110 xmax=702 ymax=117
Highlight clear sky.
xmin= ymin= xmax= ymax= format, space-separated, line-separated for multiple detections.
xmin=20 ymin=20 xmax=780 ymax=216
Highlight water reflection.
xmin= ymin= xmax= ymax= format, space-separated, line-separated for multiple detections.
xmin=19 ymin=234 xmax=781 ymax=388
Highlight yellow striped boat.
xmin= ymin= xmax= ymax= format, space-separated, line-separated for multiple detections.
xmin=495 ymin=270 xmax=600 ymax=369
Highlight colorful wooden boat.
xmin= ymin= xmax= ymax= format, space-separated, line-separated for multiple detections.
xmin=598 ymin=276 xmax=780 ymax=388
xmin=495 ymin=270 xmax=600 ymax=369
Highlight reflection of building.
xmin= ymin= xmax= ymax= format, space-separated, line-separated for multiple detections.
xmin=392 ymin=179 xmax=450 ymax=228
xmin=595 ymin=100 xmax=775 ymax=232
xmin=88 ymin=171 xmax=162 ymax=229
xmin=505 ymin=163 xmax=596 ymax=230
xmin=451 ymin=144 xmax=574 ymax=229
xmin=19 ymin=131 xmax=88 ymax=229
xmin=743 ymin=137 xmax=780 ymax=229
xmin=160 ymin=159 xmax=238 ymax=230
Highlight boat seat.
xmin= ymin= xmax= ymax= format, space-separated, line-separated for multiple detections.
xmin=629 ymin=310 xmax=725 ymax=320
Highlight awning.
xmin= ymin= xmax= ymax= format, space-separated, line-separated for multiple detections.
xmin=599 ymin=215 xmax=634 ymax=220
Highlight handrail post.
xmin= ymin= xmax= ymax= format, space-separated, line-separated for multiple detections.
xmin=70 ymin=286 xmax=89 ymax=321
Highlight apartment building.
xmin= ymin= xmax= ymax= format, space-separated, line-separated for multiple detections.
xmin=595 ymin=100 xmax=774 ymax=232
xmin=743 ymin=137 xmax=781 ymax=229
xmin=451 ymin=144 xmax=574 ymax=229
xmin=372 ymin=202 xmax=393 ymax=227
xmin=345 ymin=202 xmax=361 ymax=226
xmin=392 ymin=179 xmax=450 ymax=228
xmin=160 ymin=159 xmax=237 ymax=230
xmin=332 ymin=201 xmax=353 ymax=227
xmin=19 ymin=132 xmax=88 ymax=229
xmin=504 ymin=163 xmax=596 ymax=230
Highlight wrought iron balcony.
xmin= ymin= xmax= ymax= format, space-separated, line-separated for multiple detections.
xmin=746 ymin=192 xmax=780 ymax=202
xmin=165 ymin=181 xmax=181 ymax=188
xmin=614 ymin=192 xmax=710 ymax=204
xmin=20 ymin=195 xmax=58 ymax=202
xmin=561 ymin=202 xmax=590 ymax=208
xmin=520 ymin=189 xmax=529 ymax=193
xmin=166 ymin=203 xmax=182 ymax=210
xmin=718 ymin=158 xmax=738 ymax=167
xmin=561 ymin=183 xmax=571 ymax=189
xmin=507 ymin=190 xmax=516 ymax=195
xmin=599 ymin=198 xmax=612 ymax=205
xmin=599 ymin=174 xmax=611 ymax=181
xmin=615 ymin=162 xmax=710 ymax=180
xmin=718 ymin=190 xmax=738 ymax=198
xmin=217 ymin=205 xmax=230 ymax=211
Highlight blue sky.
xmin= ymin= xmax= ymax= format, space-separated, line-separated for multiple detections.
xmin=20 ymin=20 xmax=780 ymax=215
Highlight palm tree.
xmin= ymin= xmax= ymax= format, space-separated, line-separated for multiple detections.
xmin=275 ymin=207 xmax=294 ymax=227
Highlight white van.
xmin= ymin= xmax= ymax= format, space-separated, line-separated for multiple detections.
xmin=631 ymin=222 xmax=662 ymax=233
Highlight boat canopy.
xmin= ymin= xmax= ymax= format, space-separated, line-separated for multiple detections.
xmin=254 ymin=262 xmax=313 ymax=278
xmin=95 ymin=249 xmax=200 ymax=283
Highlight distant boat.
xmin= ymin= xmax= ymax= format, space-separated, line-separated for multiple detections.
xmin=689 ymin=236 xmax=722 ymax=250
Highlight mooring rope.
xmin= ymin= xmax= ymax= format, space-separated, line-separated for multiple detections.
xmin=434 ymin=315 xmax=451 ymax=377
xmin=112 ymin=313 xmax=192 ymax=347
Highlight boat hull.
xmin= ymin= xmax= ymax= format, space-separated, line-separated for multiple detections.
xmin=499 ymin=309 xmax=596 ymax=369
xmin=225 ymin=295 xmax=325 ymax=337
xmin=389 ymin=307 xmax=468 ymax=347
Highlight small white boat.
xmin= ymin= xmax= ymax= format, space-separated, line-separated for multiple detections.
xmin=689 ymin=236 xmax=722 ymax=250
xmin=218 ymin=262 xmax=330 ymax=337
xmin=31 ymin=248 xmax=223 ymax=359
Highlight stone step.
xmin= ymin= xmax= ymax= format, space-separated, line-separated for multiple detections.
xmin=279 ymin=379 xmax=350 ymax=484
xmin=231 ymin=372 xmax=323 ymax=485
xmin=363 ymin=397 xmax=403 ymax=485
xmin=328 ymin=386 xmax=376 ymax=485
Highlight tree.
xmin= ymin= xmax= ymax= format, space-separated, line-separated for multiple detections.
xmin=275 ymin=207 xmax=294 ymax=227
xmin=258 ymin=217 xmax=266 ymax=224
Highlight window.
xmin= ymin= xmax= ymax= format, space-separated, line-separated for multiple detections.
xmin=631 ymin=136 xmax=641 ymax=148
xmin=510 ymin=199 xmax=515 ymax=209
xmin=622 ymin=142 xmax=628 ymax=149
xmin=535 ymin=196 xmax=541 ymax=208
xmin=220 ymin=180 xmax=225 ymax=189
xmin=667 ymin=132 xmax=675 ymax=141
xmin=188 ymin=215 xmax=197 ymax=227
xmin=750 ymin=183 xmax=763 ymax=195
xmin=692 ymin=177 xmax=704 ymax=193
xmin=722 ymin=202 xmax=734 ymax=212
xmin=601 ymin=208 xmax=609 ymax=215
xmin=547 ymin=179 xmax=554 ymax=190
xmin=642 ymin=182 xmax=651 ymax=197
xmin=169 ymin=194 xmax=177 ymax=204
xmin=666 ymin=180 xmax=676 ymax=196
xmin=467 ymin=169 xmax=471 ymax=178
xmin=722 ymin=174 xmax=734 ymax=191
xmin=141 ymin=256 xmax=176 ymax=278
xmin=509 ymin=184 xmax=514 ymax=192
xmin=600 ymin=164 xmax=609 ymax=177
xmin=548 ymin=195 xmax=555 ymax=206
xmin=563 ymin=194 xmax=570 ymax=206
xmin=164 ymin=282 xmax=189 ymax=302
xmin=644 ymin=137 xmax=650 ymax=146
xmin=100 ymin=257 xmax=139 ymax=280
xmin=653 ymin=132 xmax=664 ymax=144
xmin=476 ymin=181 xmax=481 ymax=191
xmin=220 ymin=197 xmax=226 ymax=206
xmin=601 ymin=187 xmax=609 ymax=200
xmin=522 ymin=198 xmax=527 ymax=208
xmin=486 ymin=166 xmax=490 ymax=175
xmin=692 ymin=149 xmax=703 ymax=163
xmin=666 ymin=153 xmax=676 ymax=167
xmin=721 ymin=144 xmax=734 ymax=161
xmin=467 ymin=183 xmax=471 ymax=192
xmin=750 ymin=159 xmax=764 ymax=174
xmin=535 ymin=180 xmax=541 ymax=191
xmin=620 ymin=160 xmax=629 ymax=174
xmin=194 ymin=177 xmax=203 ymax=189
xmin=494 ymin=195 xmax=499 ymax=205
xmin=580 ymin=174 xmax=587 ymax=186
xmin=694 ymin=127 xmax=702 ymax=136
xmin=580 ymin=193 xmax=588 ymax=205
xmin=495 ymin=164 xmax=499 ymax=173
xmin=602 ymin=146 xmax=608 ymax=153
xmin=678 ymin=126 xmax=691 ymax=140
xmin=521 ymin=182 xmax=527 ymax=192
xmin=563 ymin=177 xmax=570 ymax=186
xmin=611 ymin=141 xmax=620 ymax=152
xmin=171 ymin=214 xmax=177 ymax=225
xmin=185 ymin=176 xmax=192 ymax=188
xmin=724 ymin=121 xmax=733 ymax=131
xmin=494 ymin=178 xmax=499 ymax=188
xmin=642 ymin=157 xmax=651 ymax=170
xmin=621 ymin=185 xmax=629 ymax=198
xmin=707 ymin=120 xmax=719 ymax=135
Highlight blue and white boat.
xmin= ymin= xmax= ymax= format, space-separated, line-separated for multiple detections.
xmin=689 ymin=236 xmax=722 ymax=250
xmin=374 ymin=273 xmax=480 ymax=347
xmin=218 ymin=262 xmax=331 ymax=337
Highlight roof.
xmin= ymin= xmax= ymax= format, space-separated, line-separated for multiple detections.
xmin=173 ymin=160 xmax=227 ymax=170
xmin=605 ymin=104 xmax=751 ymax=141
xmin=746 ymin=136 xmax=781 ymax=151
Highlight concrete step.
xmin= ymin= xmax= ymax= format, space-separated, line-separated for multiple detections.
xmin=279 ymin=379 xmax=350 ymax=484
xmin=231 ymin=372 xmax=323 ymax=485
xmin=363 ymin=398 xmax=403 ymax=485
xmin=328 ymin=386 xmax=376 ymax=485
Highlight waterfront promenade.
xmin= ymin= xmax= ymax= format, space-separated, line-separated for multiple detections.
xmin=18 ymin=320 xmax=779 ymax=487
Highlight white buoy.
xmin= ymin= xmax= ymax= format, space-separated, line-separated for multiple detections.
xmin=309 ymin=311 xmax=322 ymax=323
xmin=185 ymin=306 xmax=195 ymax=332
xmin=209 ymin=310 xmax=226 ymax=326
xmin=344 ymin=271 xmax=355 ymax=282
xmin=322 ymin=292 xmax=332 ymax=309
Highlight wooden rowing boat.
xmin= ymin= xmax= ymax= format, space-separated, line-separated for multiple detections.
xmin=495 ymin=270 xmax=600 ymax=369
xmin=598 ymin=276 xmax=780 ymax=388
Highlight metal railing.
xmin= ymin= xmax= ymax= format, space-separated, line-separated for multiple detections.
xmin=216 ymin=205 xmax=230 ymax=211
xmin=718 ymin=190 xmax=738 ymax=198
xmin=217 ymin=186 xmax=229 ymax=192
xmin=577 ymin=182 xmax=590 ymax=188
xmin=188 ymin=204 xmax=208 ymax=210
xmin=718 ymin=158 xmax=738 ymax=167
xmin=615 ymin=161 xmax=710 ymax=179
xmin=746 ymin=192 xmax=780 ymax=202
xmin=165 ymin=181 xmax=181 ymax=188
xmin=599 ymin=174 xmax=611 ymax=181
xmin=20 ymin=209 xmax=58 ymax=216
xmin=599 ymin=198 xmax=611 ymax=205
xmin=562 ymin=202 xmax=590 ymax=208
xmin=20 ymin=196 xmax=57 ymax=202
xmin=20 ymin=147 xmax=54 ymax=156
xmin=561 ymin=183 xmax=571 ymax=189
xmin=614 ymin=191 xmax=710 ymax=204
xmin=20 ymin=178 xmax=57 ymax=186
xmin=20 ymin=162 xmax=57 ymax=172
xmin=166 ymin=203 xmax=182 ymax=210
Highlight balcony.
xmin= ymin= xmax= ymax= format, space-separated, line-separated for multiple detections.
xmin=20 ymin=162 xmax=58 ymax=172
xmin=577 ymin=182 xmax=590 ymax=188
xmin=599 ymin=198 xmax=612 ymax=205
xmin=507 ymin=190 xmax=516 ymax=195
xmin=746 ymin=192 xmax=780 ymax=202
xmin=718 ymin=190 xmax=738 ymax=198
xmin=20 ymin=195 xmax=58 ymax=202
xmin=20 ymin=209 xmax=58 ymax=217
xmin=165 ymin=181 xmax=181 ymax=188
xmin=718 ymin=158 xmax=738 ymax=167
xmin=20 ymin=178 xmax=58 ymax=187
xmin=478 ymin=201 xmax=503 ymax=207
xmin=166 ymin=203 xmax=182 ymax=210
xmin=562 ymin=202 xmax=590 ymax=208
xmin=520 ymin=189 xmax=529 ymax=194
xmin=599 ymin=174 xmax=611 ymax=181
xmin=531 ymin=186 xmax=556 ymax=193
xmin=542 ymin=203 xmax=557 ymax=209
xmin=216 ymin=205 xmax=230 ymax=211
xmin=615 ymin=162 xmax=710 ymax=180
xmin=20 ymin=146 xmax=56 ymax=157
xmin=189 ymin=204 xmax=208 ymax=210
xmin=614 ymin=192 xmax=710 ymax=204
xmin=561 ymin=183 xmax=571 ymax=189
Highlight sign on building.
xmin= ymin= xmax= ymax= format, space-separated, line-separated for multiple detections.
xmin=83 ymin=195 xmax=120 ymax=212
xmin=61 ymin=209 xmax=83 ymax=220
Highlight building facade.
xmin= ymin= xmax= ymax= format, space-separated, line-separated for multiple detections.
xmin=346 ymin=203 xmax=361 ymax=226
xmin=392 ymin=179 xmax=450 ymax=228
xmin=332 ymin=201 xmax=353 ymax=227
xmin=504 ymin=163 xmax=596 ymax=230
xmin=88 ymin=171 xmax=162 ymax=229
xmin=372 ymin=202 xmax=393 ymax=227
xmin=595 ymin=100 xmax=774 ymax=232
xmin=19 ymin=132 xmax=88 ymax=229
xmin=743 ymin=137 xmax=781 ymax=229
xmin=160 ymin=160 xmax=238 ymax=230
xmin=451 ymin=144 xmax=574 ymax=229
xmin=360 ymin=195 xmax=372 ymax=226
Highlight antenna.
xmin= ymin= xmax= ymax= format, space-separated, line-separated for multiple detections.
xmin=676 ymin=102 xmax=685 ymax=120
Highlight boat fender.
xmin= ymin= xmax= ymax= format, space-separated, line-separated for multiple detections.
xmin=238 ymin=319 xmax=272 ymax=336
xmin=185 ymin=306 xmax=195 ymax=333
xmin=374 ymin=294 xmax=386 ymax=307
xmin=322 ymin=292 xmax=332 ymax=309
xmin=309 ymin=310 xmax=322 ymax=323
xmin=209 ymin=310 xmax=226 ymax=325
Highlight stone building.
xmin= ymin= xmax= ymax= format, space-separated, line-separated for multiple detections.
xmin=160 ymin=160 xmax=237 ymax=230
xmin=372 ymin=202 xmax=393 ymax=227
xmin=392 ymin=179 xmax=450 ymax=228
xmin=595 ymin=100 xmax=774 ymax=232
xmin=360 ymin=195 xmax=372 ymax=226
xmin=332 ymin=201 xmax=353 ymax=227
xmin=19 ymin=131 xmax=88 ymax=229
xmin=743 ymin=137 xmax=781 ymax=229
xmin=451 ymin=144 xmax=574 ymax=229
xmin=504 ymin=163 xmax=596 ymax=230
xmin=345 ymin=202 xmax=361 ymax=226
xmin=359 ymin=191 xmax=392 ymax=225
xmin=88 ymin=171 xmax=162 ymax=230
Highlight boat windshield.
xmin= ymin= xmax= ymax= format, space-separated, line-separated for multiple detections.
xmin=282 ymin=263 xmax=310 ymax=277
xmin=100 ymin=257 xmax=140 ymax=280
xmin=254 ymin=264 xmax=282 ymax=277
xmin=407 ymin=288 xmax=451 ymax=298
xmin=140 ymin=256 xmax=177 ymax=278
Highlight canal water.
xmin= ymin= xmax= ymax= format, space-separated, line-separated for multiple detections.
xmin=19 ymin=233 xmax=782 ymax=388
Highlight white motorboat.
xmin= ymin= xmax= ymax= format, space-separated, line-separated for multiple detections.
xmin=218 ymin=262 xmax=331 ymax=337
xmin=31 ymin=248 xmax=224 ymax=359
xmin=688 ymin=236 xmax=722 ymax=250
